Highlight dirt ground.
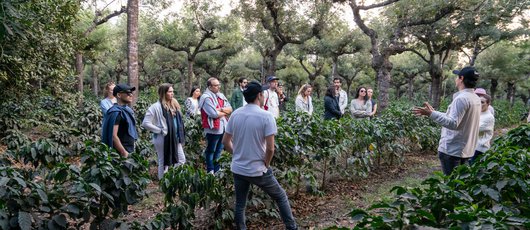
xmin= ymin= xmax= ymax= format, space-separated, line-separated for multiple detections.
xmin=122 ymin=152 xmax=440 ymax=229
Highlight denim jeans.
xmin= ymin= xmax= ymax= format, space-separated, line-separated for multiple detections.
xmin=233 ymin=169 xmax=297 ymax=230
xmin=204 ymin=133 xmax=224 ymax=172
xmin=438 ymin=151 xmax=469 ymax=175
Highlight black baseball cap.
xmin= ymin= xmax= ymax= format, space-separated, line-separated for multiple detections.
xmin=266 ymin=75 xmax=279 ymax=82
xmin=113 ymin=83 xmax=136 ymax=96
xmin=243 ymin=81 xmax=270 ymax=98
xmin=452 ymin=67 xmax=479 ymax=81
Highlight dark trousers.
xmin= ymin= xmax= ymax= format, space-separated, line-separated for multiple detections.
xmin=438 ymin=151 xmax=469 ymax=176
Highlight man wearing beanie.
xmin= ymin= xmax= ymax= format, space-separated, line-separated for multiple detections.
xmin=413 ymin=67 xmax=481 ymax=175
xmin=222 ymin=81 xmax=297 ymax=230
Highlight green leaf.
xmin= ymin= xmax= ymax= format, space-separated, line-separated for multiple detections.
xmin=37 ymin=189 xmax=48 ymax=203
xmin=0 ymin=177 xmax=9 ymax=186
xmin=496 ymin=180 xmax=508 ymax=191
xmin=18 ymin=211 xmax=32 ymax=230
xmin=52 ymin=214 xmax=67 ymax=228
xmin=89 ymin=183 xmax=101 ymax=193
xmin=66 ymin=204 xmax=80 ymax=216
xmin=485 ymin=188 xmax=500 ymax=201
xmin=14 ymin=178 xmax=26 ymax=187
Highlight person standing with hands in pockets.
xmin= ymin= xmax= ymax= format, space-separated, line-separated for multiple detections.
xmin=222 ymin=81 xmax=297 ymax=230
xmin=412 ymin=66 xmax=481 ymax=175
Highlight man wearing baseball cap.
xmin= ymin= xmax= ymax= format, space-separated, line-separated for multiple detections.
xmin=413 ymin=66 xmax=481 ymax=175
xmin=101 ymin=83 xmax=138 ymax=157
xmin=263 ymin=75 xmax=280 ymax=118
xmin=223 ymin=81 xmax=297 ymax=229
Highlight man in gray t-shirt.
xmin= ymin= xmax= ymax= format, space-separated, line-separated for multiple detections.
xmin=223 ymin=81 xmax=297 ymax=230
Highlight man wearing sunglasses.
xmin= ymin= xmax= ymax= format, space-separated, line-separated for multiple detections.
xmin=102 ymin=83 xmax=139 ymax=157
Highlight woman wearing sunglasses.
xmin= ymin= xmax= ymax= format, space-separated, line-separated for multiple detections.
xmin=350 ymin=86 xmax=372 ymax=119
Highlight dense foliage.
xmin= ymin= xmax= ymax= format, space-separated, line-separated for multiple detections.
xmin=0 ymin=91 xmax=526 ymax=228
xmin=336 ymin=124 xmax=530 ymax=229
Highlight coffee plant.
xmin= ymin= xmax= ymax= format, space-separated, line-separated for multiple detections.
xmin=340 ymin=124 xmax=530 ymax=229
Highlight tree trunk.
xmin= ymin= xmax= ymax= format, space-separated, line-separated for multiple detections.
xmin=76 ymin=52 xmax=84 ymax=93
xmin=469 ymin=40 xmax=480 ymax=66
xmin=506 ymin=82 xmax=515 ymax=105
xmin=374 ymin=56 xmax=392 ymax=110
xmin=331 ymin=56 xmax=338 ymax=81
xmin=127 ymin=0 xmax=139 ymax=105
xmin=407 ymin=75 xmax=414 ymax=100
xmin=187 ymin=58 xmax=194 ymax=97
xmin=429 ymin=65 xmax=443 ymax=108
xmin=264 ymin=49 xmax=280 ymax=80
xmin=92 ymin=64 xmax=99 ymax=96
xmin=490 ymin=79 xmax=498 ymax=103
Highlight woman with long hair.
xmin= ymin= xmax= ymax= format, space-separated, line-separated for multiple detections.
xmin=185 ymin=86 xmax=201 ymax=117
xmin=100 ymin=82 xmax=117 ymax=115
xmin=142 ymin=83 xmax=186 ymax=179
xmin=350 ymin=86 xmax=372 ymax=118
xmin=295 ymin=84 xmax=313 ymax=115
xmin=324 ymin=86 xmax=342 ymax=120
xmin=367 ymin=88 xmax=377 ymax=117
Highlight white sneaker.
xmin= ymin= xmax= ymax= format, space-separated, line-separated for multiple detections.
xmin=208 ymin=170 xmax=214 ymax=175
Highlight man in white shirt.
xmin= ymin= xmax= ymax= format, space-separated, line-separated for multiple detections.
xmin=413 ymin=66 xmax=481 ymax=175
xmin=263 ymin=76 xmax=280 ymax=118
xmin=333 ymin=77 xmax=348 ymax=115
xmin=222 ymin=81 xmax=297 ymax=230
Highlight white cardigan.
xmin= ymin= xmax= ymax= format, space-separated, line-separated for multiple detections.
xmin=476 ymin=110 xmax=495 ymax=153
xmin=141 ymin=102 xmax=168 ymax=136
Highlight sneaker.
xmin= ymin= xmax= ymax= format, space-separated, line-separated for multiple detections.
xmin=208 ymin=170 xmax=214 ymax=175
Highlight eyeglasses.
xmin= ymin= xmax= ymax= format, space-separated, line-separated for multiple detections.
xmin=360 ymin=90 xmax=366 ymax=92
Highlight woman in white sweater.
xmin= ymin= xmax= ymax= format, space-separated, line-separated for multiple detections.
xmin=295 ymin=84 xmax=313 ymax=115
xmin=470 ymin=94 xmax=495 ymax=164
xmin=142 ymin=83 xmax=186 ymax=179
xmin=350 ymin=86 xmax=372 ymax=119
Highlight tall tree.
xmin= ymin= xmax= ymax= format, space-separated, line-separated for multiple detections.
xmin=335 ymin=0 xmax=455 ymax=110
xmin=391 ymin=52 xmax=427 ymax=100
xmin=238 ymin=0 xmax=331 ymax=80
xmin=403 ymin=0 xmax=530 ymax=107
xmin=460 ymin=0 xmax=530 ymax=66
xmin=127 ymin=0 xmax=140 ymax=103
xmin=476 ymin=41 xmax=530 ymax=104
xmin=154 ymin=1 xmax=228 ymax=94
xmin=75 ymin=2 xmax=127 ymax=94
xmin=0 ymin=0 xmax=80 ymax=98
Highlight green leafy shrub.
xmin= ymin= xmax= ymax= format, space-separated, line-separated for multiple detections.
xmin=341 ymin=124 xmax=530 ymax=229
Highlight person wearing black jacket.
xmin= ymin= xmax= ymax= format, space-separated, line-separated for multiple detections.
xmin=324 ymin=86 xmax=342 ymax=120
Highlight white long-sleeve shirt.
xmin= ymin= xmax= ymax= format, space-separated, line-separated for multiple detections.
xmin=476 ymin=110 xmax=494 ymax=153
xmin=338 ymin=89 xmax=348 ymax=114
xmin=429 ymin=88 xmax=481 ymax=158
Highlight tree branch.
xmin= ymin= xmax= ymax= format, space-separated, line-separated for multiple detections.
xmin=357 ymin=0 xmax=400 ymax=10
xmin=154 ymin=39 xmax=190 ymax=53
xmin=404 ymin=48 xmax=429 ymax=63
xmin=83 ymin=6 xmax=127 ymax=37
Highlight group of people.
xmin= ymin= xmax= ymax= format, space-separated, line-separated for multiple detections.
xmin=413 ymin=66 xmax=496 ymax=176
xmin=274 ymin=77 xmax=378 ymax=120
xmin=96 ymin=66 xmax=512 ymax=228
xmin=99 ymin=77 xmax=296 ymax=229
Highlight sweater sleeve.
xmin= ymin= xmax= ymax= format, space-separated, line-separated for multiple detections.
xmin=430 ymin=97 xmax=468 ymax=130
xmin=142 ymin=105 xmax=162 ymax=134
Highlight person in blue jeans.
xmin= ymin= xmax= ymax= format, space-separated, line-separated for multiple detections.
xmin=223 ymin=81 xmax=297 ymax=230
xmin=199 ymin=77 xmax=232 ymax=174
